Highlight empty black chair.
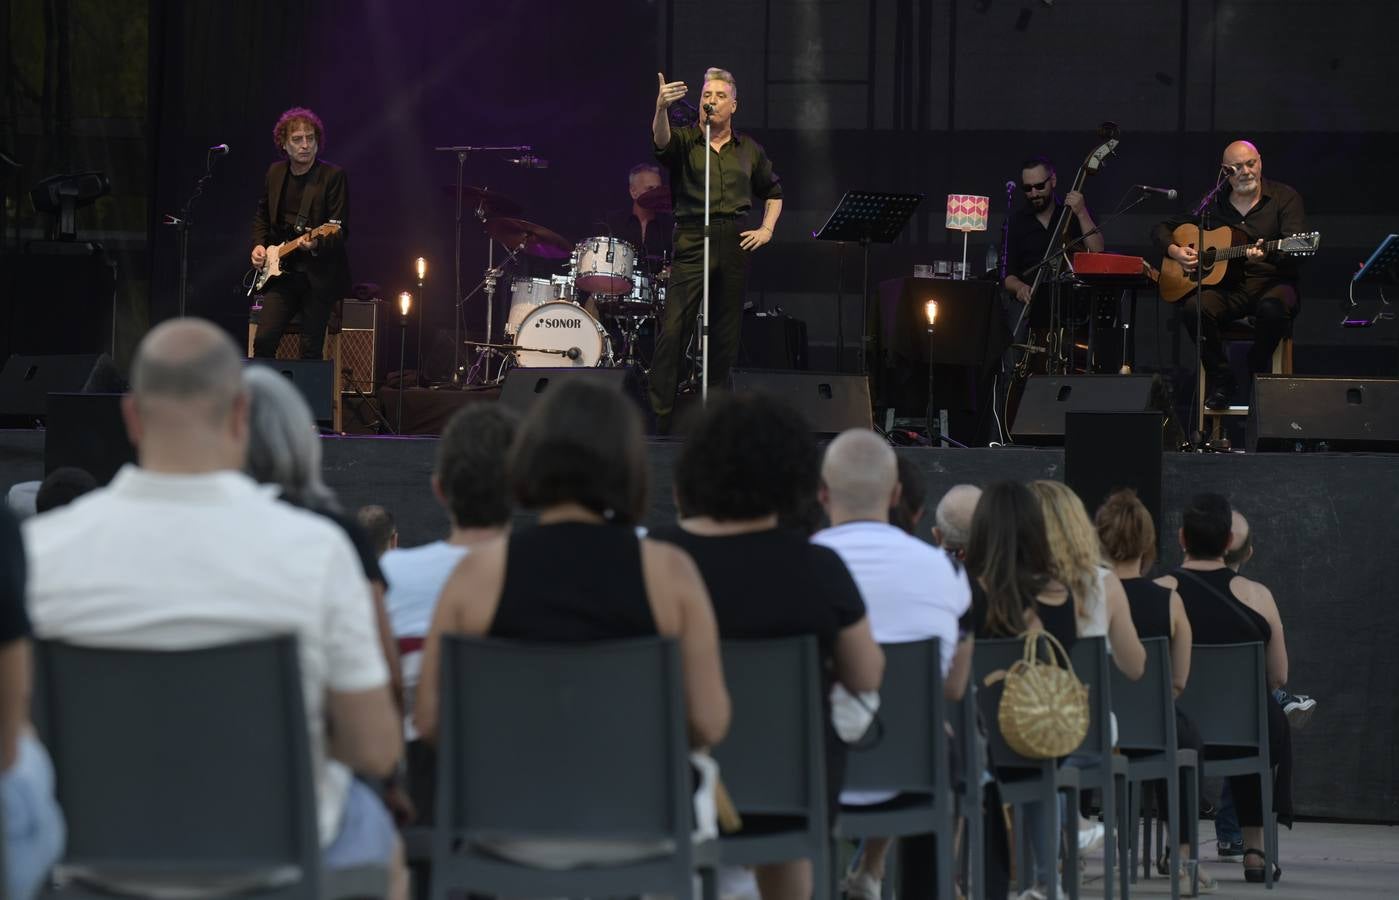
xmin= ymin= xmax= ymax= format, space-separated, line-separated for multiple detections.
xmin=953 ymin=683 xmax=986 ymax=900
xmin=31 ymin=636 xmax=386 ymax=898
xmin=1068 ymin=636 xmax=1126 ymax=900
xmin=429 ymin=636 xmax=714 ymax=899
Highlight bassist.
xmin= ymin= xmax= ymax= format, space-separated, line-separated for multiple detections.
xmin=250 ymin=106 xmax=350 ymax=359
xmin=1152 ymin=140 xmax=1306 ymax=409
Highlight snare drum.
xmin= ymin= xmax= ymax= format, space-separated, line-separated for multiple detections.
xmin=595 ymin=271 xmax=656 ymax=316
xmin=514 ymin=301 xmax=613 ymax=368
xmin=572 ymin=236 xmax=636 ymax=295
xmin=506 ymin=277 xmax=574 ymax=336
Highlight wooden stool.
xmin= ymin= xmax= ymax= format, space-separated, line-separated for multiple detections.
xmin=247 ymin=316 xmax=343 ymax=433
xmin=1197 ymin=322 xmax=1293 ymax=439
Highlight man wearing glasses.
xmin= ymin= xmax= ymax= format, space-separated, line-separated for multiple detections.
xmin=250 ymin=106 xmax=350 ymax=360
xmin=1002 ymin=155 xmax=1104 ymax=309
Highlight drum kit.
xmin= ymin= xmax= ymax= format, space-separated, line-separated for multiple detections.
xmin=451 ymin=182 xmax=673 ymax=381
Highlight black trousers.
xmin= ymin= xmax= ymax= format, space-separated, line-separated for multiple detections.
xmin=647 ymin=218 xmax=748 ymax=418
xmin=1178 ymin=280 xmax=1297 ymax=384
xmin=253 ymin=270 xmax=335 ymax=359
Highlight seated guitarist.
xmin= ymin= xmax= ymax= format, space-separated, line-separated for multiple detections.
xmin=251 ymin=106 xmax=350 ymax=359
xmin=1152 ymin=140 xmax=1306 ymax=409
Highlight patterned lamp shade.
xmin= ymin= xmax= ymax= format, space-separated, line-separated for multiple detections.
xmin=945 ymin=194 xmax=990 ymax=232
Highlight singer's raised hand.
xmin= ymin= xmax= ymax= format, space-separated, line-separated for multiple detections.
xmin=656 ymin=72 xmax=687 ymax=111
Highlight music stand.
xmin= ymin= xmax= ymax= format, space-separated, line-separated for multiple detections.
xmin=1354 ymin=234 xmax=1399 ymax=285
xmin=813 ymin=191 xmax=923 ymax=374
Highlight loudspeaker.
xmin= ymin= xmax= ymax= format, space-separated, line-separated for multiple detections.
xmin=498 ymin=366 xmax=648 ymax=419
xmin=0 ymin=353 xmax=102 ymax=421
xmin=1065 ymin=411 xmax=1164 ymax=559
xmin=245 ymin=358 xmax=336 ymax=428
xmin=1011 ymin=374 xmax=1171 ymax=446
xmin=1249 ymin=375 xmax=1399 ymax=451
xmin=44 ymin=393 xmax=134 ymax=485
xmin=339 ymin=299 xmax=378 ymax=394
xmin=729 ymin=369 xmax=872 ymax=434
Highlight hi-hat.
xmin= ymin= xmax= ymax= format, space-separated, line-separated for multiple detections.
xmin=635 ymin=184 xmax=672 ymax=213
xmin=440 ymin=184 xmax=522 ymax=217
xmin=484 ymin=217 xmax=572 ymax=259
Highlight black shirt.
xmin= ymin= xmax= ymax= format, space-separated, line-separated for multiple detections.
xmin=1171 ymin=567 xmax=1270 ymax=645
xmin=655 ymin=125 xmax=783 ymax=221
xmin=275 ymin=167 xmax=317 ymax=242
xmin=1 ymin=507 xmax=30 ymax=645
xmin=649 ymin=525 xmax=865 ymax=660
xmin=1122 ymin=577 xmax=1172 ymax=641
xmin=607 ymin=210 xmax=674 ymax=264
xmin=1004 ymin=201 xmax=1087 ymax=287
xmin=1150 ymin=179 xmax=1307 ymax=285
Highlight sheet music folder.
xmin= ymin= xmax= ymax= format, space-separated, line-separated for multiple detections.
xmin=812 ymin=191 xmax=924 ymax=244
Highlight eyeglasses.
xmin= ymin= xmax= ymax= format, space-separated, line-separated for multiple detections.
xmin=1020 ymin=179 xmax=1050 ymax=193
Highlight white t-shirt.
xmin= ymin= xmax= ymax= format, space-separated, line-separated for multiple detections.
xmin=812 ymin=520 xmax=972 ymax=806
xmin=380 ymin=540 xmax=470 ymax=639
xmin=22 ymin=466 xmax=388 ymax=847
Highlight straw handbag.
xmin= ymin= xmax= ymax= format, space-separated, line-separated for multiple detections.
xmin=983 ymin=629 xmax=1089 ymax=759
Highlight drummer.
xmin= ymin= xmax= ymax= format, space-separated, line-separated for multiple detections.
xmin=610 ymin=162 xmax=673 ymax=267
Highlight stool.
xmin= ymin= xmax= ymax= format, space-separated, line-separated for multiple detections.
xmin=1197 ymin=320 xmax=1293 ymax=438
xmin=247 ymin=311 xmax=343 ymax=433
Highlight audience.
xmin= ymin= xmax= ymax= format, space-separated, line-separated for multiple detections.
xmin=2 ymin=507 xmax=65 ymax=900
xmin=889 ymin=455 xmax=927 ymax=534
xmin=653 ymin=393 xmax=884 ymax=900
xmin=22 ymin=319 xmax=406 ymax=897
xmin=34 ymin=467 xmax=97 ymax=515
xmin=1094 ymin=489 xmax=1213 ymax=892
xmin=357 ymin=504 xmax=398 ymax=557
xmin=1156 ymin=493 xmax=1293 ymax=884
xmin=932 ymin=483 xmax=982 ymax=560
xmin=811 ymin=429 xmax=972 ymax=900
xmin=414 ymin=379 xmax=728 ymax=866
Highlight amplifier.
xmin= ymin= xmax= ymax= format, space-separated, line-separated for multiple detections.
xmin=339 ymin=299 xmax=378 ymax=394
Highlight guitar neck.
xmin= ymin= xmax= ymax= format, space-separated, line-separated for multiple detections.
xmin=1214 ymin=237 xmax=1283 ymax=261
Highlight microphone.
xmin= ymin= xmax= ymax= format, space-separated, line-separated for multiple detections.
xmin=1220 ymin=163 xmax=1238 ymax=175
xmin=208 ymin=143 xmax=230 ymax=155
xmin=702 ymin=103 xmax=716 ymax=119
xmin=506 ymin=154 xmax=549 ymax=169
xmin=1005 ymin=180 xmax=1016 ymax=193
xmin=1134 ymin=184 xmax=1178 ymax=199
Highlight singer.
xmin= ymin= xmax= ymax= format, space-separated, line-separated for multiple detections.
xmin=1151 ymin=140 xmax=1306 ymax=409
xmin=250 ymin=106 xmax=350 ymax=359
xmin=649 ymin=67 xmax=783 ymax=433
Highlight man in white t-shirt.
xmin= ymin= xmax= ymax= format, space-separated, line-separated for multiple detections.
xmin=22 ymin=319 xmax=406 ymax=898
xmin=811 ymin=429 xmax=972 ymax=900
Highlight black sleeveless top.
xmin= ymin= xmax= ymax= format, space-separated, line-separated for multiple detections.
xmin=1171 ymin=566 xmax=1270 ymax=645
xmin=1123 ymin=577 xmax=1172 ymax=641
xmin=489 ymin=523 xmax=658 ymax=641
xmin=1033 ymin=594 xmax=1077 ymax=653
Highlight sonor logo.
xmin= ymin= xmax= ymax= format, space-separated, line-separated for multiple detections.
xmin=535 ymin=318 xmax=582 ymax=329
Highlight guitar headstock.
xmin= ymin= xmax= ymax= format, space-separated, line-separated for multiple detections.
xmin=308 ymin=221 xmax=342 ymax=240
xmin=1279 ymin=231 xmax=1321 ymax=256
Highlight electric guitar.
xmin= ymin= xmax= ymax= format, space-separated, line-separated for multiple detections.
xmin=1157 ymin=225 xmax=1320 ymax=303
xmin=247 ymin=221 xmax=342 ymax=295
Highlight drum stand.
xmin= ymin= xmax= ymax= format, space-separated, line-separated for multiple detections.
xmin=455 ymin=243 xmax=524 ymax=386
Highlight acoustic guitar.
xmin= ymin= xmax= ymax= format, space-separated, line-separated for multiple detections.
xmin=1157 ymin=225 xmax=1320 ymax=303
xmin=247 ymin=221 xmax=342 ymax=295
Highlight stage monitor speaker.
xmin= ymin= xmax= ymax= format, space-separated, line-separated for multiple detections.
xmin=498 ymin=366 xmax=648 ymax=419
xmin=729 ymin=368 xmax=872 ymax=434
xmin=245 ymin=358 xmax=336 ymax=428
xmin=339 ymin=299 xmax=378 ymax=394
xmin=0 ymin=353 xmax=103 ymax=422
xmin=1012 ymin=374 xmax=1171 ymax=446
xmin=44 ymin=393 xmax=134 ymax=485
xmin=1248 ymin=375 xmax=1399 ymax=451
xmin=1065 ymin=410 xmax=1164 ymax=560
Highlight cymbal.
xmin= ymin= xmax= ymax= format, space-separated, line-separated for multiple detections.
xmin=484 ymin=217 xmax=572 ymax=259
xmin=439 ymin=184 xmax=522 ymax=217
xmin=635 ymin=184 xmax=672 ymax=213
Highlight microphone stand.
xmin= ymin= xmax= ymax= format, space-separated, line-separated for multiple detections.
xmin=167 ymin=146 xmax=225 ymax=318
xmin=1188 ymin=167 xmax=1232 ymax=446
xmin=700 ymin=109 xmax=712 ymax=407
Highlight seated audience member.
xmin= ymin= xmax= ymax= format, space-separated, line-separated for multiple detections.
xmin=34 ymin=467 xmax=97 ymax=515
xmin=244 ymin=365 xmax=402 ymax=709
xmin=2 ymin=507 xmax=65 ymax=899
xmin=932 ymin=483 xmax=982 ymax=560
xmin=1094 ymin=489 xmax=1214 ymax=893
xmin=414 ymin=379 xmax=729 ymax=867
xmin=811 ymin=429 xmax=972 ymax=900
xmin=357 ymin=504 xmax=398 ymax=558
xmin=889 ymin=455 xmax=927 ymax=534
xmin=23 ymin=319 xmax=406 ymax=897
xmin=1157 ymin=493 xmax=1292 ymax=884
xmin=653 ymin=394 xmax=884 ymax=900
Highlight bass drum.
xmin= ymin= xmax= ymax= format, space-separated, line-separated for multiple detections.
xmin=514 ymin=301 xmax=613 ymax=368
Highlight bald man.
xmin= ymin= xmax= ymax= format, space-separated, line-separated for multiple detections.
xmin=1151 ymin=140 xmax=1307 ymax=409
xmin=24 ymin=319 xmax=408 ymax=897
xmin=812 ymin=430 xmax=972 ymax=900
xmin=932 ymin=483 xmax=982 ymax=559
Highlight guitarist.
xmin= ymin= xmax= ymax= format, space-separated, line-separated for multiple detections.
xmin=1152 ymin=140 xmax=1306 ymax=409
xmin=250 ymin=106 xmax=350 ymax=359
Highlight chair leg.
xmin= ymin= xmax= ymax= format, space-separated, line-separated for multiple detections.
xmin=1185 ymin=765 xmax=1200 ymax=898
xmin=1103 ymin=776 xmax=1118 ymax=900
xmin=937 ymin=825 xmax=955 ymax=900
xmin=1127 ymin=781 xmax=1139 ymax=885
xmin=1166 ymin=767 xmax=1181 ymax=900
xmin=1061 ymin=788 xmax=1080 ymax=900
xmin=1262 ymin=768 xmax=1276 ymax=890
xmin=1118 ymin=779 xmax=1132 ymax=900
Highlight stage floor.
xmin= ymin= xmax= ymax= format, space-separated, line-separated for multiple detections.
xmin=2 ymin=429 xmax=1395 ymax=823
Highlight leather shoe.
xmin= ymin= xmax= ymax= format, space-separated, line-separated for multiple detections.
xmin=1204 ymin=385 xmax=1231 ymax=409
